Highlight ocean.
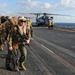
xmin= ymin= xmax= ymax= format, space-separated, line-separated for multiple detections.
xmin=32 ymin=22 xmax=75 ymax=28
xmin=55 ymin=23 xmax=75 ymax=28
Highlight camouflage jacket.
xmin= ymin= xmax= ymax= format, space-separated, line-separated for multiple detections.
xmin=8 ymin=25 xmax=29 ymax=47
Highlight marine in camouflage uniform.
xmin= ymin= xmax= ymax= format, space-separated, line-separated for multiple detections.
xmin=8 ymin=16 xmax=30 ymax=71
xmin=0 ymin=23 xmax=5 ymax=50
xmin=26 ymin=19 xmax=33 ymax=40
xmin=3 ymin=16 xmax=18 ymax=41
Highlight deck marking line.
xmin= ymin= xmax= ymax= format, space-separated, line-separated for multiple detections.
xmin=41 ymin=44 xmax=75 ymax=69
xmin=41 ymin=44 xmax=54 ymax=53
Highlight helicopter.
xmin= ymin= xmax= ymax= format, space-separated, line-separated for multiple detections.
xmin=18 ymin=12 xmax=74 ymax=27
xmin=32 ymin=13 xmax=54 ymax=26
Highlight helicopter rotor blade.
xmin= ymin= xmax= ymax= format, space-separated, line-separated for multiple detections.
xmin=18 ymin=12 xmax=75 ymax=17
xmin=30 ymin=13 xmax=75 ymax=17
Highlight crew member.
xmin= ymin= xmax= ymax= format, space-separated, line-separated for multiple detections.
xmin=26 ymin=19 xmax=33 ymax=40
xmin=8 ymin=16 xmax=30 ymax=71
xmin=48 ymin=21 xmax=54 ymax=29
xmin=0 ymin=23 xmax=5 ymax=50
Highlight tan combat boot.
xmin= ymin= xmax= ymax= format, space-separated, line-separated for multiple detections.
xmin=20 ymin=62 xmax=26 ymax=71
xmin=15 ymin=66 xmax=19 ymax=71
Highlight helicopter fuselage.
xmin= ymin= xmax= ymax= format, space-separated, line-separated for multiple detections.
xmin=36 ymin=15 xmax=50 ymax=26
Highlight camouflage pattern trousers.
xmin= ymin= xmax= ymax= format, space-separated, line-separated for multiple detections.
xmin=18 ymin=43 xmax=27 ymax=64
xmin=7 ymin=43 xmax=27 ymax=66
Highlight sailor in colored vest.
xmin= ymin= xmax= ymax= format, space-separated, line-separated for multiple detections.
xmin=48 ymin=21 xmax=54 ymax=29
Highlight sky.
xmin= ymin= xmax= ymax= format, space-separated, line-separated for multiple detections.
xmin=0 ymin=0 xmax=75 ymax=23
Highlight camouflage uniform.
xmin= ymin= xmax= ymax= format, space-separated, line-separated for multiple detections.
xmin=3 ymin=17 xmax=18 ymax=40
xmin=0 ymin=24 xmax=5 ymax=50
xmin=29 ymin=20 xmax=33 ymax=37
xmin=26 ymin=20 xmax=33 ymax=40
xmin=8 ymin=25 xmax=29 ymax=71
xmin=3 ymin=20 xmax=12 ymax=40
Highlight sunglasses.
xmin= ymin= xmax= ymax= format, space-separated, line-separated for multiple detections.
xmin=20 ymin=20 xmax=26 ymax=23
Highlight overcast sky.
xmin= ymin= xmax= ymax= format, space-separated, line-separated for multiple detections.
xmin=0 ymin=0 xmax=75 ymax=23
